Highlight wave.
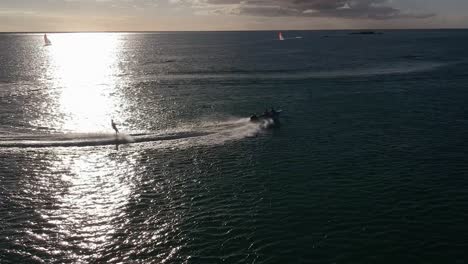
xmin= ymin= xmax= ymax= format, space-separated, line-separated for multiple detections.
xmin=142 ymin=59 xmax=177 ymax=65
xmin=158 ymin=62 xmax=447 ymax=81
xmin=0 ymin=118 xmax=265 ymax=149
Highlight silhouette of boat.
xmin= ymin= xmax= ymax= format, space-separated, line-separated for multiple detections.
xmin=44 ymin=34 xmax=52 ymax=46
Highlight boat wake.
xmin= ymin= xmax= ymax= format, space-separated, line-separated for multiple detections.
xmin=159 ymin=61 xmax=448 ymax=81
xmin=0 ymin=118 xmax=265 ymax=149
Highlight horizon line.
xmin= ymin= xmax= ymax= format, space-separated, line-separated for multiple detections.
xmin=1 ymin=27 xmax=468 ymax=34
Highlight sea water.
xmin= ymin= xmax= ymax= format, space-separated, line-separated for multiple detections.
xmin=1 ymin=30 xmax=468 ymax=263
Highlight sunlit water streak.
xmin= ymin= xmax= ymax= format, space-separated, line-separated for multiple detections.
xmin=34 ymin=33 xmax=125 ymax=133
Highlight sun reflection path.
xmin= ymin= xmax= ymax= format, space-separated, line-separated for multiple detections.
xmin=41 ymin=150 xmax=142 ymax=262
xmin=40 ymin=33 xmax=125 ymax=132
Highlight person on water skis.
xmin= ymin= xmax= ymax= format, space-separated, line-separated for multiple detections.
xmin=111 ymin=119 xmax=119 ymax=134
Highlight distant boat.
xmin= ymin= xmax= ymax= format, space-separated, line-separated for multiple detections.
xmin=44 ymin=34 xmax=52 ymax=46
xmin=278 ymin=32 xmax=302 ymax=41
xmin=278 ymin=32 xmax=284 ymax=41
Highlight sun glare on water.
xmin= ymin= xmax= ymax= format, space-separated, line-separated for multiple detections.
xmin=43 ymin=33 xmax=124 ymax=133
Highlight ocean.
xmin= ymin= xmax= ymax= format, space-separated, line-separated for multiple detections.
xmin=0 ymin=30 xmax=467 ymax=263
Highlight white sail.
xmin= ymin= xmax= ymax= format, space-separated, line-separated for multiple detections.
xmin=44 ymin=34 xmax=52 ymax=46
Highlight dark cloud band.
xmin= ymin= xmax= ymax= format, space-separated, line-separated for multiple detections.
xmin=191 ymin=0 xmax=434 ymax=19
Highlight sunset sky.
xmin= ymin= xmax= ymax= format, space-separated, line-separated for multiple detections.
xmin=1 ymin=0 xmax=467 ymax=32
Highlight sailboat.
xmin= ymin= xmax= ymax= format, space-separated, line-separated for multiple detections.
xmin=44 ymin=34 xmax=52 ymax=46
xmin=278 ymin=32 xmax=285 ymax=41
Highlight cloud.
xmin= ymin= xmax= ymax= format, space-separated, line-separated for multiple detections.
xmin=176 ymin=0 xmax=435 ymax=19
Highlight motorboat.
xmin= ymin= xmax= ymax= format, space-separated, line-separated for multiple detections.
xmin=250 ymin=110 xmax=282 ymax=128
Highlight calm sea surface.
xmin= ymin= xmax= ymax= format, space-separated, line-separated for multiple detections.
xmin=1 ymin=30 xmax=468 ymax=263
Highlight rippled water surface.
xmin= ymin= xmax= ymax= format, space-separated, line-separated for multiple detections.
xmin=1 ymin=30 xmax=468 ymax=263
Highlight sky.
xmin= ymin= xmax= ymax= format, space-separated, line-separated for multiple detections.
xmin=0 ymin=0 xmax=467 ymax=32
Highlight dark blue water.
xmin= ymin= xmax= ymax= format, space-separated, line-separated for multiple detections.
xmin=1 ymin=30 xmax=468 ymax=263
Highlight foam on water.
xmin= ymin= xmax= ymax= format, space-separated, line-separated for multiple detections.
xmin=0 ymin=118 xmax=265 ymax=149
